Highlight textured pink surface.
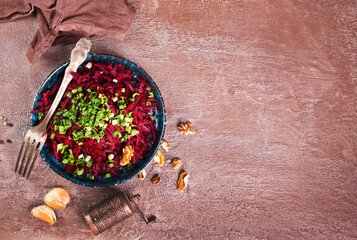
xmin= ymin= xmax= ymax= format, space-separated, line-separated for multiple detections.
xmin=0 ymin=0 xmax=356 ymax=239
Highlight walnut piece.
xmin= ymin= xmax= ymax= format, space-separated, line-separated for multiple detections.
xmin=153 ymin=150 xmax=165 ymax=166
xmin=161 ymin=140 xmax=169 ymax=152
xmin=151 ymin=174 xmax=161 ymax=184
xmin=178 ymin=121 xmax=195 ymax=135
xmin=138 ymin=170 xmax=146 ymax=180
xmin=177 ymin=171 xmax=189 ymax=192
xmin=120 ymin=145 xmax=134 ymax=166
xmin=171 ymin=158 xmax=182 ymax=170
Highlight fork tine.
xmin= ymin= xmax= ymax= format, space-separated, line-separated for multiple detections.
xmin=15 ymin=138 xmax=27 ymax=173
xmin=21 ymin=140 xmax=39 ymax=177
xmin=17 ymin=136 xmax=33 ymax=175
xmin=25 ymin=141 xmax=44 ymax=179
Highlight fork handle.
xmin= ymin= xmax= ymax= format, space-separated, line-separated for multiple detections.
xmin=39 ymin=38 xmax=92 ymax=129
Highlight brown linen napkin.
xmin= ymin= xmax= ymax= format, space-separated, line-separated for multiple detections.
xmin=0 ymin=0 xmax=136 ymax=63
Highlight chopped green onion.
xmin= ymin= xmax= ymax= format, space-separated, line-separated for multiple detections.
xmin=119 ymin=104 xmax=126 ymax=110
xmin=121 ymin=88 xmax=125 ymax=93
xmin=130 ymin=93 xmax=140 ymax=101
xmin=57 ymin=143 xmax=63 ymax=152
xmin=149 ymin=92 xmax=154 ymax=98
xmin=38 ymin=112 xmax=44 ymax=120
xmin=113 ymin=130 xmax=121 ymax=138
xmin=86 ymin=160 xmax=93 ymax=168
xmin=105 ymin=173 xmax=111 ymax=178
xmin=66 ymin=93 xmax=72 ymax=98
xmin=131 ymin=129 xmax=139 ymax=136
xmin=76 ymin=168 xmax=84 ymax=175
xmin=86 ymin=174 xmax=94 ymax=180
xmin=50 ymin=133 xmax=55 ymax=139
xmin=146 ymin=101 xmax=151 ymax=106
xmin=59 ymin=126 xmax=65 ymax=134
xmin=125 ymin=125 xmax=131 ymax=132
xmin=151 ymin=115 xmax=157 ymax=120
xmin=108 ymin=163 xmax=114 ymax=168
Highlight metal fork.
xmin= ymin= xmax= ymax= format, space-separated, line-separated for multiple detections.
xmin=15 ymin=38 xmax=92 ymax=178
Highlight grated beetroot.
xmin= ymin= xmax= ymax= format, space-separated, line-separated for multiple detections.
xmin=34 ymin=62 xmax=159 ymax=180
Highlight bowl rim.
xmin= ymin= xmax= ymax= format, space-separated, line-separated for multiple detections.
xmin=33 ymin=54 xmax=166 ymax=187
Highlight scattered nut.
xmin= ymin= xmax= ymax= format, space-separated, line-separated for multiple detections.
xmin=0 ymin=140 xmax=4 ymax=144
xmin=171 ymin=158 xmax=182 ymax=170
xmin=153 ymin=150 xmax=165 ymax=166
xmin=44 ymin=187 xmax=71 ymax=209
xmin=120 ymin=145 xmax=134 ymax=166
xmin=151 ymin=174 xmax=161 ymax=184
xmin=138 ymin=170 xmax=146 ymax=180
xmin=178 ymin=121 xmax=195 ymax=135
xmin=31 ymin=205 xmax=56 ymax=225
xmin=6 ymin=139 xmax=12 ymax=143
xmin=2 ymin=117 xmax=7 ymax=121
xmin=7 ymin=123 xmax=13 ymax=127
xmin=177 ymin=171 xmax=189 ymax=192
xmin=0 ymin=116 xmax=3 ymax=120
xmin=3 ymin=122 xmax=7 ymax=126
xmin=161 ymin=140 xmax=169 ymax=152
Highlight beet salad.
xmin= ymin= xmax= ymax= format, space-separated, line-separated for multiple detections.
xmin=32 ymin=61 xmax=158 ymax=180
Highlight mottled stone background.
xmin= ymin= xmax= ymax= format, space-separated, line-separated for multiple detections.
xmin=0 ymin=0 xmax=356 ymax=239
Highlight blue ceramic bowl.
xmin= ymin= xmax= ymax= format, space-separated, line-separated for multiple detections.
xmin=32 ymin=54 xmax=166 ymax=187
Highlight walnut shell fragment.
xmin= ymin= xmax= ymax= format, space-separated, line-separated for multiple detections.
xmin=178 ymin=121 xmax=195 ymax=135
xmin=151 ymin=174 xmax=161 ymax=184
xmin=138 ymin=170 xmax=146 ymax=180
xmin=161 ymin=140 xmax=169 ymax=152
xmin=153 ymin=150 xmax=165 ymax=166
xmin=120 ymin=145 xmax=134 ymax=166
xmin=177 ymin=171 xmax=189 ymax=192
xmin=171 ymin=158 xmax=182 ymax=170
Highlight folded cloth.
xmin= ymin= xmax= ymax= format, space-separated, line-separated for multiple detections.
xmin=0 ymin=0 xmax=136 ymax=63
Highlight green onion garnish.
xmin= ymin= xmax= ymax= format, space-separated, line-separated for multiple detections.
xmin=50 ymin=133 xmax=55 ymax=139
xmin=76 ymin=168 xmax=84 ymax=176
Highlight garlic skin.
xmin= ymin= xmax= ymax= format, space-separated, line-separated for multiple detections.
xmin=31 ymin=205 xmax=57 ymax=225
xmin=44 ymin=187 xmax=71 ymax=209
